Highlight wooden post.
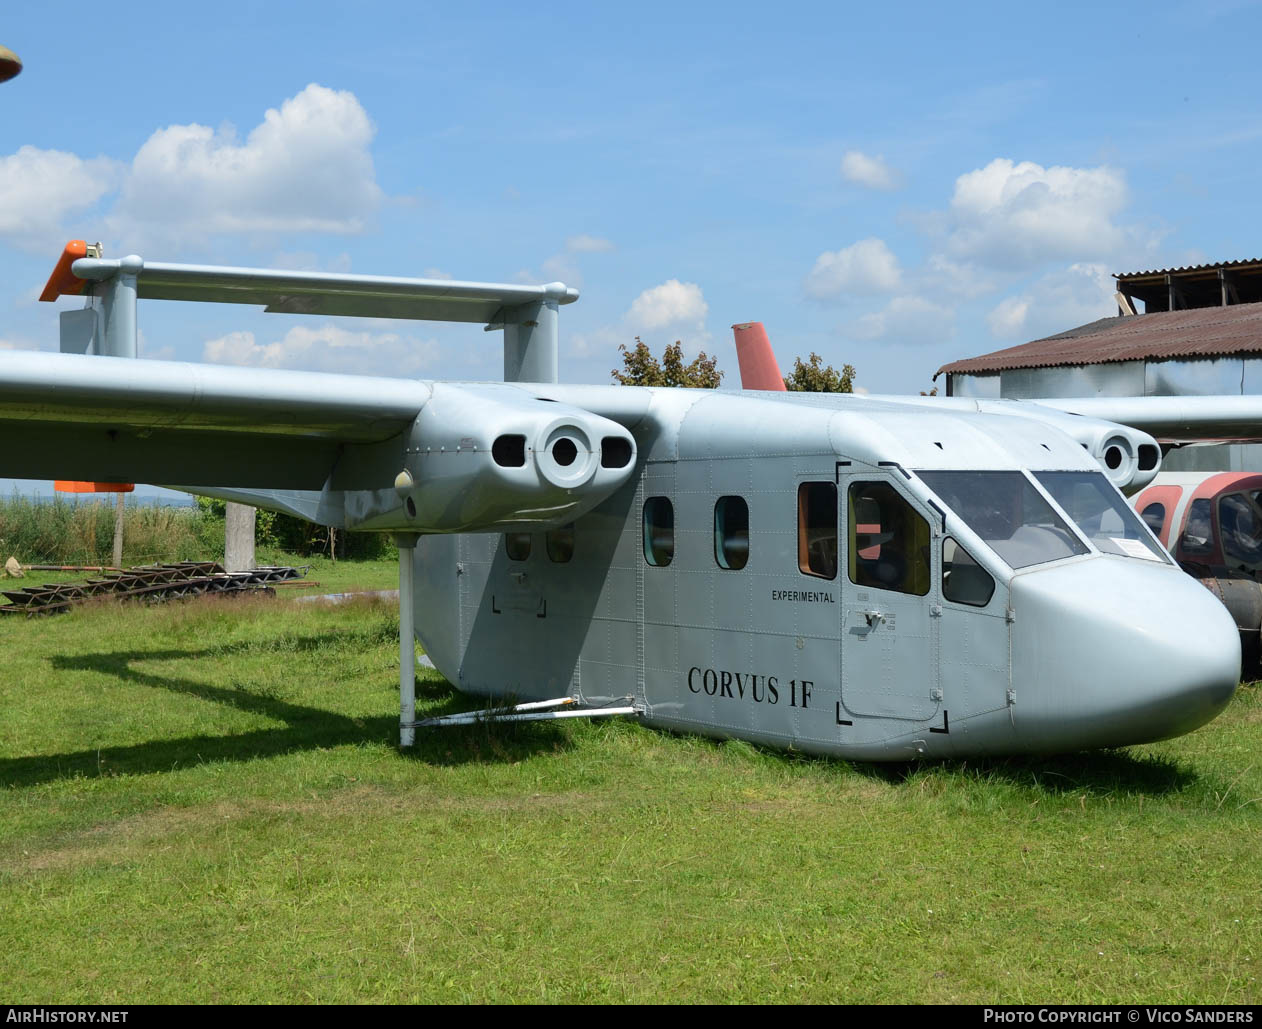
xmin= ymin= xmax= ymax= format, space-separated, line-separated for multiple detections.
xmin=112 ymin=492 xmax=125 ymax=568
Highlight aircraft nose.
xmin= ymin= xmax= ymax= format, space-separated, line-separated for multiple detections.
xmin=1009 ymin=557 xmax=1239 ymax=752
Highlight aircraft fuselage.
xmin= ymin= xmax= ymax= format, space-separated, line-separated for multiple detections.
xmin=413 ymin=386 xmax=1239 ymax=760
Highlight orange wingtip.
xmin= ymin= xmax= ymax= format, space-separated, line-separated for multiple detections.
xmin=54 ymin=481 xmax=135 ymax=493
xmin=39 ymin=240 xmax=89 ymax=302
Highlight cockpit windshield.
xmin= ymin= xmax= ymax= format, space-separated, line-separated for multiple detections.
xmin=918 ymin=471 xmax=1087 ymax=569
xmin=1034 ymin=472 xmax=1168 ymax=563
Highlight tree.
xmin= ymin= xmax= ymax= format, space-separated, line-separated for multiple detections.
xmin=783 ymin=352 xmax=855 ymax=393
xmin=612 ymin=338 xmax=724 ymax=388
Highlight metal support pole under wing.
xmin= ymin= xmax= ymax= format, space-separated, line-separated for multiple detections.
xmin=394 ymin=532 xmax=420 ymax=746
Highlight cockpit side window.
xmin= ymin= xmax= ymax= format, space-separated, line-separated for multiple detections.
xmin=1180 ymin=499 xmax=1213 ymax=556
xmin=1140 ymin=502 xmax=1166 ymax=537
xmin=942 ymin=537 xmax=995 ymax=607
xmin=1219 ymin=493 xmax=1262 ymax=564
xmin=797 ymin=482 xmax=837 ymax=580
xmin=847 ymin=481 xmax=930 ymax=596
xmin=505 ymin=533 xmax=531 ymax=561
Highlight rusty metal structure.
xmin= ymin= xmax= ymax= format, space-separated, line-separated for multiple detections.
xmin=1117 ymin=259 xmax=1262 ymax=314
xmin=0 ymin=562 xmax=307 ymax=616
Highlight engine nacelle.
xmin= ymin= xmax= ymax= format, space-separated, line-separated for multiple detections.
xmin=1084 ymin=425 xmax=1162 ymax=496
xmin=383 ymin=383 xmax=638 ymax=533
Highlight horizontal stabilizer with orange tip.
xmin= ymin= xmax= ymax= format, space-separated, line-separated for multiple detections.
xmin=55 ymin=481 xmax=134 ymax=493
xmin=731 ymin=322 xmax=785 ymax=391
xmin=39 ymin=241 xmax=90 ymax=302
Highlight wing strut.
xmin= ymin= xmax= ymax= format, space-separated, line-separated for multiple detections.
xmin=415 ymin=698 xmax=638 ymax=728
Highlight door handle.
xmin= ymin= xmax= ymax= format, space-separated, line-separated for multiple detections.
xmin=863 ymin=609 xmax=885 ymax=627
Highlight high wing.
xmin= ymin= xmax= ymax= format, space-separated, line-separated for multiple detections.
xmin=1031 ymin=395 xmax=1262 ymax=443
xmin=0 ymin=350 xmax=429 ymax=488
xmin=64 ymin=257 xmax=578 ymax=322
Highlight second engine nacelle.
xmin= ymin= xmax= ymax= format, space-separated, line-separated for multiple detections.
xmin=1084 ymin=425 xmax=1162 ymax=496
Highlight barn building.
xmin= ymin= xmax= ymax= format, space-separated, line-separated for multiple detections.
xmin=935 ymin=261 xmax=1262 ymax=472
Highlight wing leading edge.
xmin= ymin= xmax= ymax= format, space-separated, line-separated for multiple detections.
xmin=1033 ymin=395 xmax=1262 ymax=443
xmin=0 ymin=350 xmax=430 ymax=489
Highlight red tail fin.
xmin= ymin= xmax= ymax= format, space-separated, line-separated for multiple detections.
xmin=731 ymin=322 xmax=785 ymax=391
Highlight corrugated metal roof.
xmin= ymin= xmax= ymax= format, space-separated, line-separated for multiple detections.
xmin=1117 ymin=258 xmax=1262 ymax=280
xmin=936 ymin=302 xmax=1262 ymax=378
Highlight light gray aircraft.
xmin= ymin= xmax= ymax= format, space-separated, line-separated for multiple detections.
xmin=6 ymin=244 xmax=1256 ymax=760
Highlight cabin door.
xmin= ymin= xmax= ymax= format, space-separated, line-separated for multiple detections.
xmin=839 ymin=473 xmax=941 ymax=722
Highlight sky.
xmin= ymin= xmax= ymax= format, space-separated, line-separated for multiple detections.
xmin=2 ymin=1 xmax=1262 ymax=493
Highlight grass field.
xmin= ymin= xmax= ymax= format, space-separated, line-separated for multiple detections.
xmin=0 ymin=570 xmax=1259 ymax=1004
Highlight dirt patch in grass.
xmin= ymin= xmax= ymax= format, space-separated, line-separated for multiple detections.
xmin=6 ymin=784 xmax=625 ymax=876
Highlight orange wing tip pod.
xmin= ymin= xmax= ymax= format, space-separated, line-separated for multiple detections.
xmin=39 ymin=241 xmax=90 ymax=302
xmin=54 ymin=481 xmax=135 ymax=493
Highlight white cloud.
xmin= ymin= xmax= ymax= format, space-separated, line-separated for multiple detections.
xmin=203 ymin=324 xmax=439 ymax=376
xmin=565 ymin=234 xmax=614 ymax=253
xmin=943 ymin=158 xmax=1134 ymax=269
xmin=985 ymin=263 xmax=1116 ymax=341
xmin=111 ymin=84 xmax=383 ymax=240
xmin=627 ymin=279 xmax=708 ymax=330
xmin=571 ymin=279 xmax=711 ymax=364
xmin=805 ymin=238 xmax=902 ymax=300
xmin=567 ymin=324 xmax=624 ymax=359
xmin=986 ymin=297 xmax=1031 ymax=339
xmin=0 ymin=334 xmax=52 ymax=352
xmin=0 ymin=84 xmax=386 ymax=253
xmin=542 ymin=254 xmax=581 ymax=286
xmin=518 ymin=235 xmax=616 ymax=289
xmin=921 ymin=255 xmax=998 ymax=301
xmin=852 ymin=296 xmax=955 ymax=345
xmin=840 ymin=150 xmax=901 ymax=191
xmin=0 ymin=146 xmax=120 ymax=249
xmin=269 ymin=251 xmax=353 ymax=273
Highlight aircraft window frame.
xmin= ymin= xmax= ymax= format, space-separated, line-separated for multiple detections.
xmin=505 ymin=533 xmax=531 ymax=561
xmin=1034 ymin=471 xmax=1168 ymax=564
xmin=846 ymin=480 xmax=931 ymax=597
xmin=916 ymin=470 xmax=1088 ymax=571
xmin=714 ymin=496 xmax=750 ymax=571
xmin=546 ymin=524 xmax=575 ymax=564
xmin=643 ymin=497 xmax=674 ymax=567
xmin=1219 ymin=492 xmax=1262 ymax=564
xmin=797 ymin=481 xmax=838 ymax=580
xmin=942 ymin=536 xmax=995 ymax=608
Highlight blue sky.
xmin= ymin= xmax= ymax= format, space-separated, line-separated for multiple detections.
xmin=2 ymin=1 xmax=1261 ymax=497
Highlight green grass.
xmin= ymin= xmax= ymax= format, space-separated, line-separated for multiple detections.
xmin=0 ymin=577 xmax=1259 ymax=1003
